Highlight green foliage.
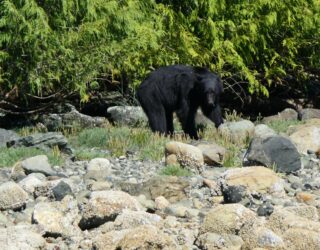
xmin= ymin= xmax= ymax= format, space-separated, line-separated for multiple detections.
xmin=0 ymin=0 xmax=319 ymax=106
xmin=158 ymin=0 xmax=320 ymax=95
xmin=0 ymin=146 xmax=63 ymax=167
xmin=160 ymin=164 xmax=192 ymax=176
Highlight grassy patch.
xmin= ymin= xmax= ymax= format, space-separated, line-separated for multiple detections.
xmin=160 ymin=164 xmax=192 ymax=176
xmin=0 ymin=146 xmax=64 ymax=168
xmin=69 ymin=126 xmax=172 ymax=161
xmin=265 ymin=119 xmax=305 ymax=133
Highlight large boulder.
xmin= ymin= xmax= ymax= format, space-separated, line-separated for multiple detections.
xmin=289 ymin=125 xmax=320 ymax=154
xmin=7 ymin=132 xmax=73 ymax=154
xmin=200 ymin=204 xmax=257 ymax=235
xmin=299 ymin=108 xmax=320 ymax=120
xmin=107 ymin=106 xmax=147 ymax=126
xmin=220 ymin=166 xmax=285 ymax=201
xmin=262 ymin=108 xmax=298 ymax=123
xmin=0 ymin=181 xmax=28 ymax=210
xmin=0 ymin=128 xmax=20 ymax=148
xmin=92 ymin=225 xmax=177 ymax=249
xmin=21 ymin=155 xmax=56 ymax=176
xmin=244 ymin=135 xmax=301 ymax=173
xmin=165 ymin=141 xmax=204 ymax=172
xmin=0 ymin=225 xmax=46 ymax=249
xmin=40 ymin=103 xmax=108 ymax=131
xmin=116 ymin=225 xmax=177 ymax=250
xmin=32 ymin=197 xmax=81 ymax=238
xmin=254 ymin=124 xmax=277 ymax=138
xmin=79 ymin=190 xmax=142 ymax=230
xmin=141 ymin=176 xmax=189 ymax=203
xmin=218 ymin=120 xmax=255 ymax=142
xmin=195 ymin=142 xmax=226 ymax=166
xmin=84 ymin=158 xmax=113 ymax=181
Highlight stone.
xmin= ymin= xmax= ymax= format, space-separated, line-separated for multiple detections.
xmin=116 ymin=225 xmax=177 ymax=249
xmin=283 ymin=228 xmax=320 ymax=250
xmin=257 ymin=203 xmax=274 ymax=216
xmin=195 ymin=142 xmax=226 ymax=165
xmin=10 ymin=162 xmax=27 ymax=181
xmin=221 ymin=166 xmax=285 ymax=197
xmin=195 ymin=232 xmax=244 ymax=250
xmin=142 ymin=176 xmax=189 ymax=203
xmin=107 ymin=106 xmax=147 ymax=126
xmin=18 ymin=174 xmax=44 ymax=193
xmin=262 ymin=108 xmax=298 ymax=123
xmin=87 ymin=158 xmax=111 ymax=171
xmin=155 ymin=196 xmax=170 ymax=210
xmin=79 ymin=190 xmax=142 ymax=230
xmin=165 ymin=154 xmax=178 ymax=165
xmin=0 ymin=128 xmax=19 ymax=148
xmin=240 ymin=219 xmax=285 ymax=249
xmin=32 ymin=197 xmax=81 ymax=238
xmin=223 ymin=185 xmax=246 ymax=203
xmin=254 ymin=124 xmax=277 ymax=138
xmin=201 ymin=204 xmax=257 ymax=235
xmin=299 ymin=108 xmax=320 ymax=120
xmin=290 ymin=125 xmax=320 ymax=154
xmin=164 ymin=204 xmax=188 ymax=217
xmin=52 ymin=181 xmax=73 ymax=201
xmin=267 ymin=208 xmax=320 ymax=235
xmin=0 ymin=225 xmax=46 ymax=249
xmin=284 ymin=205 xmax=319 ymax=221
xmin=0 ymin=181 xmax=28 ymax=210
xmin=296 ymin=192 xmax=316 ymax=205
xmin=7 ymin=131 xmax=73 ymax=155
xmin=21 ymin=155 xmax=56 ymax=176
xmin=165 ymin=141 xmax=204 ymax=171
xmin=85 ymin=158 xmax=112 ymax=181
xmin=218 ymin=119 xmax=255 ymax=142
xmin=244 ymin=135 xmax=301 ymax=173
xmin=40 ymin=103 xmax=108 ymax=131
xmin=114 ymin=210 xmax=162 ymax=230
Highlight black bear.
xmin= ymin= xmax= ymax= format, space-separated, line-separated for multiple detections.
xmin=137 ymin=65 xmax=223 ymax=139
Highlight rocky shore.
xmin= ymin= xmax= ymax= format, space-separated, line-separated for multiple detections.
xmin=0 ymin=106 xmax=320 ymax=249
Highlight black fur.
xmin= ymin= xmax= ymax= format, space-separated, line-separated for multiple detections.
xmin=137 ymin=65 xmax=223 ymax=139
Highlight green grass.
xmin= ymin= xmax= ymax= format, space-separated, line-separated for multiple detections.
xmin=68 ymin=126 xmax=174 ymax=161
xmin=9 ymin=110 xmax=248 ymax=167
xmin=0 ymin=146 xmax=64 ymax=168
xmin=265 ymin=119 xmax=305 ymax=133
xmin=160 ymin=164 xmax=192 ymax=177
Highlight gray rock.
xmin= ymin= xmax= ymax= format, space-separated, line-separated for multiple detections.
xmin=141 ymin=176 xmax=189 ymax=203
xmin=244 ymin=135 xmax=301 ymax=173
xmin=7 ymin=132 xmax=73 ymax=154
xmin=21 ymin=155 xmax=56 ymax=176
xmin=0 ymin=181 xmax=28 ymax=210
xmin=299 ymin=108 xmax=320 ymax=120
xmin=114 ymin=209 xmax=162 ymax=230
xmin=0 ymin=128 xmax=20 ymax=148
xmin=262 ymin=108 xmax=298 ymax=123
xmin=254 ymin=124 xmax=277 ymax=138
xmin=19 ymin=174 xmax=44 ymax=193
xmin=0 ymin=225 xmax=46 ymax=249
xmin=52 ymin=181 xmax=73 ymax=201
xmin=218 ymin=119 xmax=255 ymax=142
xmin=107 ymin=106 xmax=147 ymax=126
xmin=79 ymin=190 xmax=142 ymax=230
xmin=32 ymin=197 xmax=81 ymax=238
xmin=40 ymin=103 xmax=108 ymax=131
xmin=196 ymin=232 xmax=244 ymax=250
